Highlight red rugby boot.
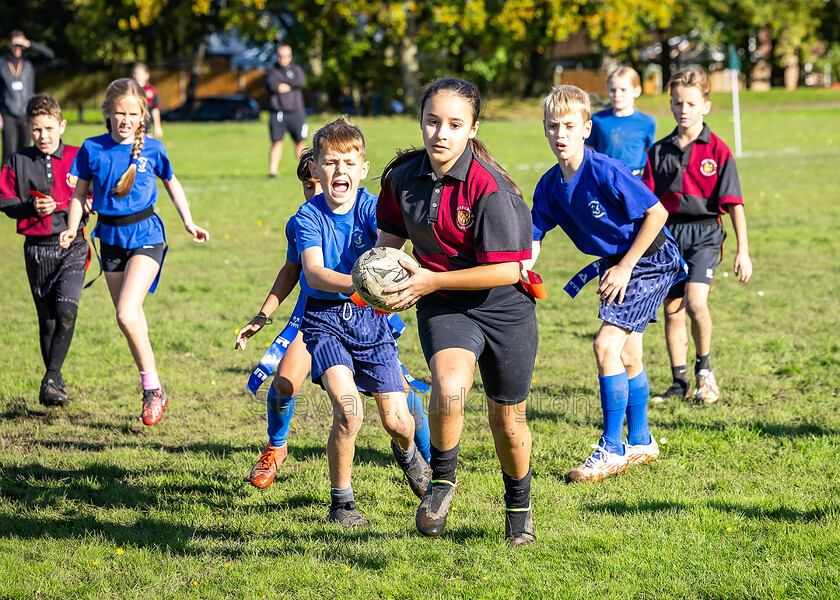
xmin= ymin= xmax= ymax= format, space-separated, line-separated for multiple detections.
xmin=141 ymin=388 xmax=169 ymax=426
xmin=249 ymin=444 xmax=288 ymax=488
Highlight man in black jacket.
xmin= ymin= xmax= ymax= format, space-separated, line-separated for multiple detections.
xmin=265 ymin=44 xmax=308 ymax=178
xmin=1 ymin=31 xmax=54 ymax=165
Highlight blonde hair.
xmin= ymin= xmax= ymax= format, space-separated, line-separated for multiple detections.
xmin=101 ymin=78 xmax=149 ymax=199
xmin=668 ymin=66 xmax=711 ymax=100
xmin=541 ymin=85 xmax=591 ymax=123
xmin=312 ymin=116 xmax=366 ymax=162
xmin=608 ymin=66 xmax=641 ymax=89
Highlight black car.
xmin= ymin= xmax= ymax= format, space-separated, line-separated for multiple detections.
xmin=161 ymin=95 xmax=261 ymax=122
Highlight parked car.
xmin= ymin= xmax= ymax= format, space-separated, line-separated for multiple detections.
xmin=161 ymin=95 xmax=261 ymax=122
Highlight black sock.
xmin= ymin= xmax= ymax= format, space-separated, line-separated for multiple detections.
xmin=502 ymin=468 xmax=531 ymax=510
xmin=46 ymin=302 xmax=77 ymax=377
xmin=429 ymin=443 xmax=459 ymax=484
xmin=330 ymin=486 xmax=355 ymax=510
xmin=695 ymin=354 xmax=711 ymax=374
xmin=671 ymin=365 xmax=689 ymax=385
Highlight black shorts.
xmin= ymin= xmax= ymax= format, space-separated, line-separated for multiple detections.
xmin=100 ymin=241 xmax=165 ymax=273
xmin=23 ymin=235 xmax=87 ymax=307
xmin=666 ymin=220 xmax=725 ymax=298
xmin=416 ymin=289 xmax=538 ymax=405
xmin=269 ymin=110 xmax=308 ymax=143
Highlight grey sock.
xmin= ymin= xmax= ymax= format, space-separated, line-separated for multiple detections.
xmin=330 ymin=486 xmax=354 ymax=510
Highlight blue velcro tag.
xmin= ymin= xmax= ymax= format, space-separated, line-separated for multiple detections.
xmin=400 ymin=361 xmax=431 ymax=394
xmin=564 ymin=258 xmax=603 ymax=299
xmin=388 ymin=313 xmax=406 ymax=338
xmin=246 ymin=294 xmax=306 ymax=395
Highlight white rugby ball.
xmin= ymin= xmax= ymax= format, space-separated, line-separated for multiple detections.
xmin=351 ymin=247 xmax=418 ymax=312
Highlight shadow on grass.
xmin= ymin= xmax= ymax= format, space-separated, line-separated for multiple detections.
xmin=0 ymin=512 xmax=250 ymax=557
xmin=653 ymin=418 xmax=838 ymax=439
xmin=30 ymin=438 xmax=251 ymax=456
xmin=1 ymin=463 xmax=239 ymax=511
xmin=582 ymin=498 xmax=832 ymax=523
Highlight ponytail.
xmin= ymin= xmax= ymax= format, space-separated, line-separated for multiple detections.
xmin=468 ymin=139 xmax=522 ymax=198
xmin=111 ymin=119 xmax=146 ymax=199
xmin=380 ymin=147 xmax=425 ymax=187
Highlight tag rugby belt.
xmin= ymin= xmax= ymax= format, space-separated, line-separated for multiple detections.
xmin=247 ymin=295 xmax=431 ymax=396
xmin=563 ymin=228 xmax=686 ymax=299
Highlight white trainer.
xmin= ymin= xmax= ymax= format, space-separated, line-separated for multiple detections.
xmin=625 ymin=437 xmax=660 ymax=466
xmin=567 ymin=442 xmax=629 ymax=483
xmin=695 ymin=369 xmax=721 ymax=404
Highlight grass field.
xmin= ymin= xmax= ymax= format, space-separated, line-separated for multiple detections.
xmin=2 ymin=91 xmax=839 ymax=599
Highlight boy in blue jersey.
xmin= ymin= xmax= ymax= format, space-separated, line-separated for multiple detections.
xmin=589 ymin=66 xmax=656 ymax=177
xmin=294 ymin=117 xmax=430 ymax=527
xmin=524 ymin=85 xmax=683 ymax=483
xmin=235 ymin=149 xmax=431 ymax=489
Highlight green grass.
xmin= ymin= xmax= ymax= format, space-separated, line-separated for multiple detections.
xmin=1 ymin=103 xmax=839 ymax=599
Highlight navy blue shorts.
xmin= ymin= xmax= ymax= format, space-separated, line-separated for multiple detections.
xmin=301 ymin=299 xmax=403 ymax=394
xmin=598 ymin=238 xmax=683 ymax=333
xmin=100 ymin=241 xmax=165 ymax=272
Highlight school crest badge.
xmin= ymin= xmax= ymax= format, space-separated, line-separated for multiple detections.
xmin=66 ymin=173 xmax=78 ymax=188
xmin=700 ymin=158 xmax=718 ymax=177
xmin=589 ymin=200 xmax=606 ymax=218
xmin=456 ymin=206 xmax=473 ymax=230
xmin=136 ymin=157 xmax=149 ymax=173
xmin=352 ymin=228 xmax=367 ymax=249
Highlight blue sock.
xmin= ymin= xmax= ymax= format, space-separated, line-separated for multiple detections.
xmin=599 ymin=373 xmax=629 ymax=455
xmin=267 ymin=385 xmax=295 ymax=448
xmin=626 ymin=368 xmax=652 ymax=447
xmin=406 ymin=388 xmax=431 ymax=463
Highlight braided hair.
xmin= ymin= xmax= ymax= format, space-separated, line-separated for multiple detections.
xmin=381 ymin=77 xmax=522 ymax=198
xmin=101 ymin=78 xmax=149 ymax=199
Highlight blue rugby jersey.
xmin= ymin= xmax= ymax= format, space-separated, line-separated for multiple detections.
xmin=589 ymin=109 xmax=656 ymax=173
xmin=71 ymin=133 xmax=173 ymax=248
xmin=531 ymin=148 xmax=660 ymax=258
xmin=294 ymin=187 xmax=378 ymax=300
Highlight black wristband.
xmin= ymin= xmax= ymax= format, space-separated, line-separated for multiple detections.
xmin=254 ymin=313 xmax=273 ymax=325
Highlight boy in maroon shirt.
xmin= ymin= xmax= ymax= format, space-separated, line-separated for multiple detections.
xmin=0 ymin=94 xmax=88 ymax=407
xmin=643 ymin=66 xmax=752 ymax=404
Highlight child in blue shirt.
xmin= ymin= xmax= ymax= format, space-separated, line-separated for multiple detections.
xmin=59 ymin=78 xmax=209 ymax=426
xmin=525 ymin=85 xmax=683 ymax=483
xmin=294 ymin=117 xmax=430 ymax=528
xmin=234 ymin=149 xmax=431 ymax=490
xmin=589 ymin=66 xmax=656 ymax=177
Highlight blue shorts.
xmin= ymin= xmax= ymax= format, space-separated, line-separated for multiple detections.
xmin=598 ymin=238 xmax=682 ymax=333
xmin=301 ymin=299 xmax=403 ymax=394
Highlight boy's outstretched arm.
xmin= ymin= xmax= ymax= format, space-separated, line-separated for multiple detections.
xmin=235 ymin=262 xmax=302 ymax=350
xmin=597 ymin=201 xmax=668 ymax=306
xmin=300 ymin=247 xmax=354 ymax=294
xmin=728 ymin=203 xmax=752 ymax=283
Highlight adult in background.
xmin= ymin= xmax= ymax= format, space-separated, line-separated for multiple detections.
xmin=1 ymin=31 xmax=54 ymax=165
xmin=265 ymin=44 xmax=307 ymax=178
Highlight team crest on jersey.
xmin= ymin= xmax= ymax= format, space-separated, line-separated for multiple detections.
xmin=589 ymin=200 xmax=606 ymax=218
xmin=456 ymin=207 xmax=473 ymax=230
xmin=136 ymin=156 xmax=149 ymax=173
xmin=700 ymin=158 xmax=718 ymax=177
xmin=66 ymin=173 xmax=78 ymax=189
xmin=352 ymin=228 xmax=367 ymax=248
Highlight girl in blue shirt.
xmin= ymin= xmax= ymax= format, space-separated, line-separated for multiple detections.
xmin=59 ymin=78 xmax=209 ymax=426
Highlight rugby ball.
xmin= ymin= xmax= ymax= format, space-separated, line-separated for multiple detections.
xmin=351 ymin=247 xmax=418 ymax=312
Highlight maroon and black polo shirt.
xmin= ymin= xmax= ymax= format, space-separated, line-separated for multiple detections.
xmin=377 ymin=145 xmax=532 ymax=304
xmin=642 ymin=124 xmax=743 ymax=223
xmin=0 ymin=141 xmax=86 ymax=237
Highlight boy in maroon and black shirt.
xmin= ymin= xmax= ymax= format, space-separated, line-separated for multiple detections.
xmin=0 ymin=93 xmax=88 ymax=407
xmin=643 ymin=66 xmax=752 ymax=405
